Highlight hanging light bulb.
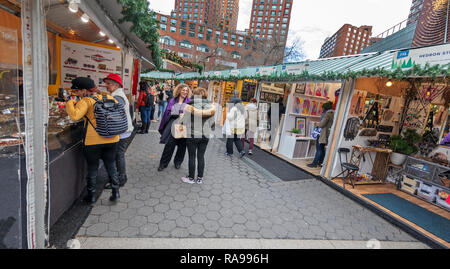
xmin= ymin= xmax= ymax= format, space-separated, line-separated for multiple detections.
xmin=386 ymin=80 xmax=393 ymax=87
xmin=68 ymin=1 xmax=78 ymax=13
xmin=426 ymin=85 xmax=432 ymax=98
xmin=108 ymin=39 xmax=114 ymax=44
xmin=81 ymin=13 xmax=90 ymax=23
xmin=99 ymin=31 xmax=106 ymax=37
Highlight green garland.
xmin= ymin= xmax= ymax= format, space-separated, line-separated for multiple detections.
xmin=161 ymin=50 xmax=203 ymax=73
xmin=118 ymin=0 xmax=162 ymax=69
xmin=145 ymin=63 xmax=449 ymax=82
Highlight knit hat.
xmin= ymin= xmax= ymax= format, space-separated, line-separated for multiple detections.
xmin=71 ymin=77 xmax=95 ymax=90
xmin=103 ymin=73 xmax=123 ymax=88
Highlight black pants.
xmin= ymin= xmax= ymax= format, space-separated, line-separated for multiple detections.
xmin=226 ymin=134 xmax=243 ymax=154
xmin=186 ymin=138 xmax=209 ymax=179
xmin=83 ymin=143 xmax=119 ymax=193
xmin=116 ymin=135 xmax=133 ymax=183
xmin=159 ymin=135 xmax=187 ymax=168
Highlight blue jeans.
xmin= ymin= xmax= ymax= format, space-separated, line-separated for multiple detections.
xmin=158 ymin=101 xmax=167 ymax=118
xmin=140 ymin=106 xmax=151 ymax=124
xmin=312 ymin=137 xmax=326 ymax=165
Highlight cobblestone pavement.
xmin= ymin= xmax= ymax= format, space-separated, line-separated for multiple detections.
xmin=77 ymin=124 xmax=418 ymax=243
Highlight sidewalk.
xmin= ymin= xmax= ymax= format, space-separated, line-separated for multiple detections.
xmin=74 ymin=123 xmax=427 ymax=248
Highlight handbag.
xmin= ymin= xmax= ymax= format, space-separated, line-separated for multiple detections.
xmin=173 ymin=123 xmax=187 ymax=139
xmin=311 ymin=127 xmax=321 ymax=139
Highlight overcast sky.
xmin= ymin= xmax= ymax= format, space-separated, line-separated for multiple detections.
xmin=149 ymin=0 xmax=413 ymax=60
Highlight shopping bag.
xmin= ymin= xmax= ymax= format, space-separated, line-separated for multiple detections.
xmin=173 ymin=123 xmax=187 ymax=139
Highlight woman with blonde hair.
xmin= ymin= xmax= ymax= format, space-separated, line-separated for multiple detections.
xmin=158 ymin=83 xmax=192 ymax=171
xmin=181 ymin=87 xmax=216 ymax=184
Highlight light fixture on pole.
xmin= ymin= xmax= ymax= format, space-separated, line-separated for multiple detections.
xmin=81 ymin=13 xmax=90 ymax=23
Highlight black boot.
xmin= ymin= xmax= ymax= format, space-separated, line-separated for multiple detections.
xmin=84 ymin=177 xmax=97 ymax=205
xmin=110 ymin=188 xmax=120 ymax=202
xmin=145 ymin=121 xmax=150 ymax=133
xmin=137 ymin=123 xmax=146 ymax=134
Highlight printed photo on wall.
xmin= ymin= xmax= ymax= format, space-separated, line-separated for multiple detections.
xmin=349 ymin=90 xmax=367 ymax=116
xmin=295 ymin=117 xmax=307 ymax=136
xmin=302 ymin=98 xmax=311 ymax=115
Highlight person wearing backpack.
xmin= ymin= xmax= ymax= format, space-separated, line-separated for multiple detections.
xmin=65 ymin=77 xmax=121 ymax=204
xmin=136 ymin=81 xmax=154 ymax=134
xmin=103 ymin=74 xmax=134 ymax=188
xmin=307 ymin=101 xmax=334 ymax=168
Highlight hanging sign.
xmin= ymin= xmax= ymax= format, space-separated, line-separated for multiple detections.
xmin=60 ymin=38 xmax=121 ymax=90
xmin=392 ymin=43 xmax=450 ymax=69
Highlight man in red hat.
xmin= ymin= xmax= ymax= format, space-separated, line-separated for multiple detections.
xmin=104 ymin=74 xmax=134 ymax=188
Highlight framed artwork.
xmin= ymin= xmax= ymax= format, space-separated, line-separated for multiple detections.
xmin=323 ymin=84 xmax=330 ymax=99
xmin=315 ymin=83 xmax=324 ymax=97
xmin=305 ymin=83 xmax=314 ymax=96
xmin=293 ymin=97 xmax=302 ymax=114
xmin=302 ymin=98 xmax=311 ymax=115
xmin=295 ymin=82 xmax=306 ymax=94
xmin=310 ymin=100 xmax=319 ymax=116
xmin=295 ymin=117 xmax=307 ymax=136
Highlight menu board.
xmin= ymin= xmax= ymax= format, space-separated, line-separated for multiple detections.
xmin=60 ymin=38 xmax=122 ymax=90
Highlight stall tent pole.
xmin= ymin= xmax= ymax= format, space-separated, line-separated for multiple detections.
xmin=22 ymin=0 xmax=49 ymax=249
xmin=322 ymin=78 xmax=355 ymax=179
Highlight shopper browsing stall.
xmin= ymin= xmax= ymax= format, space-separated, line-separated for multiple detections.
xmin=136 ymin=81 xmax=154 ymax=134
xmin=65 ymin=77 xmax=121 ymax=204
xmin=103 ymin=74 xmax=134 ymax=188
xmin=242 ymin=98 xmax=259 ymax=155
xmin=308 ymin=101 xmax=334 ymax=168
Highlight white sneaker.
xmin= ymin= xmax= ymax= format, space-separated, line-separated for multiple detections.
xmin=181 ymin=177 xmax=195 ymax=184
xmin=248 ymin=150 xmax=253 ymax=155
xmin=196 ymin=178 xmax=203 ymax=184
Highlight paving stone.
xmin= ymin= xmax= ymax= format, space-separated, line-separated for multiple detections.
xmin=129 ymin=216 xmax=148 ymax=228
xmin=188 ymin=224 xmax=205 ymax=236
xmin=86 ymin=223 xmax=108 ymax=236
xmin=175 ymin=216 xmax=192 ymax=228
xmin=137 ymin=206 xmax=154 ymax=217
xmin=119 ymin=227 xmax=139 ymax=237
xmin=192 ymin=213 xmax=208 ymax=224
xmin=99 ymin=212 xmax=119 ymax=224
xmin=108 ymin=219 xmax=129 ymax=232
xmin=140 ymin=223 xmax=158 ymax=236
xmin=180 ymin=207 xmax=195 ymax=217
xmin=158 ymin=220 xmax=177 ymax=232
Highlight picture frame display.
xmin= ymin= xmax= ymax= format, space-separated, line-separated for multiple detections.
xmin=295 ymin=117 xmax=307 ymax=136
xmin=295 ymin=82 xmax=306 ymax=94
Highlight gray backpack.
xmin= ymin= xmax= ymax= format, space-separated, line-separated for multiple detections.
xmin=85 ymin=95 xmax=128 ymax=137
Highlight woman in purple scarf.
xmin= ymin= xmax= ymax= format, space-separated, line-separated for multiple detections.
xmin=158 ymin=83 xmax=191 ymax=171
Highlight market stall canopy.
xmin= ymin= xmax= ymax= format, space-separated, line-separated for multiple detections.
xmin=142 ymin=43 xmax=450 ymax=82
xmin=76 ymin=0 xmax=157 ymax=70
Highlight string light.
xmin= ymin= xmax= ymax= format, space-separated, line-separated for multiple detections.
xmin=386 ymin=80 xmax=393 ymax=87
xmin=99 ymin=31 xmax=106 ymax=37
xmin=68 ymin=1 xmax=78 ymax=13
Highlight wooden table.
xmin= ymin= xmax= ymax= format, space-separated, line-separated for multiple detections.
xmin=350 ymin=145 xmax=393 ymax=184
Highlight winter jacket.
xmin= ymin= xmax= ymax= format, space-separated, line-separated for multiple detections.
xmin=66 ymin=94 xmax=119 ymax=146
xmin=317 ymin=110 xmax=334 ymax=145
xmin=136 ymin=90 xmax=154 ymax=110
xmin=159 ymin=96 xmax=191 ymax=134
xmin=245 ymin=103 xmax=259 ymax=133
xmin=111 ymin=88 xmax=134 ymax=137
xmin=226 ymin=103 xmax=246 ymax=135
xmin=183 ymin=98 xmax=216 ymax=139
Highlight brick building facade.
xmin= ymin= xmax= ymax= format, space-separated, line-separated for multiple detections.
xmin=319 ymin=24 xmax=373 ymax=58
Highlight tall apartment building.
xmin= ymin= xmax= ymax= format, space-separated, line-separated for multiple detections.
xmin=172 ymin=0 xmax=239 ymax=31
xmin=319 ymin=24 xmax=373 ymax=58
xmin=407 ymin=0 xmax=424 ymax=25
xmin=412 ymin=0 xmax=450 ymax=46
xmin=248 ymin=0 xmax=293 ymax=44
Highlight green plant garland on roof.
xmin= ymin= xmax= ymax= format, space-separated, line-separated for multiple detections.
xmin=118 ymin=0 xmax=162 ymax=69
xmin=144 ymin=63 xmax=449 ymax=82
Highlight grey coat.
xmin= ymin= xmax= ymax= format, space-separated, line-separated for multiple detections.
xmin=317 ymin=110 xmax=334 ymax=145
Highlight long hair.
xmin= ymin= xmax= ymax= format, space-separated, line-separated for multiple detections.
xmin=173 ymin=83 xmax=191 ymax=99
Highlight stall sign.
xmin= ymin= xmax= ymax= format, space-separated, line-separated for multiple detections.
xmin=230 ymin=70 xmax=241 ymax=76
xmin=60 ymin=39 xmax=121 ymax=90
xmin=392 ymin=43 xmax=450 ymax=70
xmin=282 ymin=64 xmax=307 ymax=75
xmin=123 ymin=53 xmax=133 ymax=95
xmin=257 ymin=66 xmax=276 ymax=76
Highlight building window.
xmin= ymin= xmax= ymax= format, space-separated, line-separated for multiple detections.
xmin=170 ymin=26 xmax=177 ymax=33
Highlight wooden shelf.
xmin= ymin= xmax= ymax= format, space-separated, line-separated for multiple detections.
xmin=289 ymin=113 xmax=321 ymax=118
xmin=294 ymin=93 xmax=330 ymax=101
